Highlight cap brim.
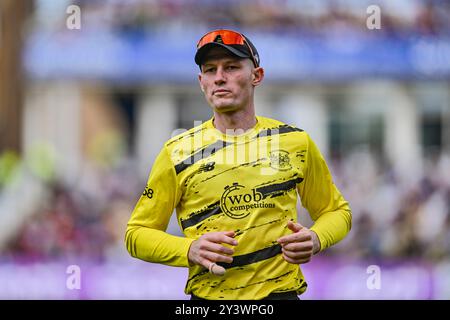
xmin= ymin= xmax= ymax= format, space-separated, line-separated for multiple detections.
xmin=195 ymin=42 xmax=250 ymax=66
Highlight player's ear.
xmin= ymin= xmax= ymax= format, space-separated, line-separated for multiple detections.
xmin=198 ymin=74 xmax=205 ymax=93
xmin=252 ymin=67 xmax=264 ymax=86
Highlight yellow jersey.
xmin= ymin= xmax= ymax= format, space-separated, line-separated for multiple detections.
xmin=125 ymin=116 xmax=351 ymax=300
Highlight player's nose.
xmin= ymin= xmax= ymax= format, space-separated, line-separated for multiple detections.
xmin=214 ymin=67 xmax=226 ymax=84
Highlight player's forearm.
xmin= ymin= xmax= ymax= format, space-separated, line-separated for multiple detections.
xmin=310 ymin=230 xmax=321 ymax=254
xmin=125 ymin=226 xmax=195 ymax=267
xmin=310 ymin=205 xmax=352 ymax=252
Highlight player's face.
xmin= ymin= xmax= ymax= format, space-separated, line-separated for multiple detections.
xmin=198 ymin=48 xmax=263 ymax=113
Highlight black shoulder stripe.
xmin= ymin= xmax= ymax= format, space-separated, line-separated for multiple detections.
xmin=175 ymin=140 xmax=230 ymax=175
xmin=278 ymin=125 xmax=304 ymax=134
xmin=254 ymin=125 xmax=303 ymax=139
xmin=181 ymin=201 xmax=222 ymax=230
xmin=256 ymin=177 xmax=303 ymax=199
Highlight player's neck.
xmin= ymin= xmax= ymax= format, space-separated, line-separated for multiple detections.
xmin=213 ymin=108 xmax=257 ymax=135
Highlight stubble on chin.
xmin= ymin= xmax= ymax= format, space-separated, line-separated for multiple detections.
xmin=209 ymin=97 xmax=235 ymax=112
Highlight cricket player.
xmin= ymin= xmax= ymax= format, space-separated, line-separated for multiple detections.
xmin=125 ymin=29 xmax=352 ymax=300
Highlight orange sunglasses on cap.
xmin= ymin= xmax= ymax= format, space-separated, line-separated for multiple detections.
xmin=195 ymin=29 xmax=260 ymax=67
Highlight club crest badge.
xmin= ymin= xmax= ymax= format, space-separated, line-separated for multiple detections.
xmin=269 ymin=150 xmax=292 ymax=171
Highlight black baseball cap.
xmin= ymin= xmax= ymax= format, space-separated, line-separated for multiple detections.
xmin=195 ymin=29 xmax=260 ymax=67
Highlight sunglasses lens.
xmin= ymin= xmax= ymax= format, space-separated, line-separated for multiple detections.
xmin=196 ymin=29 xmax=259 ymax=67
xmin=197 ymin=30 xmax=245 ymax=48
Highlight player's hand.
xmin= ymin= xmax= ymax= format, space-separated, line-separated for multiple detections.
xmin=277 ymin=221 xmax=320 ymax=264
xmin=188 ymin=231 xmax=238 ymax=275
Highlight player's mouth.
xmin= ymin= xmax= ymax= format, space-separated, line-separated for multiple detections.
xmin=213 ymin=89 xmax=231 ymax=96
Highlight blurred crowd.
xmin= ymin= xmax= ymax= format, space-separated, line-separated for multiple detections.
xmin=328 ymin=150 xmax=450 ymax=262
xmin=0 ymin=156 xmax=141 ymax=262
xmin=63 ymin=0 xmax=450 ymax=37
xmin=1 ymin=148 xmax=449 ymax=263
xmin=33 ymin=0 xmax=450 ymax=37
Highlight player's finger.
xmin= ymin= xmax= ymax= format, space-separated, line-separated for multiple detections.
xmin=205 ymin=231 xmax=238 ymax=246
xmin=201 ymin=251 xmax=233 ymax=264
xmin=201 ymin=241 xmax=235 ymax=256
xmin=199 ymin=257 xmax=226 ymax=276
xmin=282 ymin=248 xmax=312 ymax=260
xmin=281 ymin=241 xmax=313 ymax=252
xmin=222 ymin=230 xmax=236 ymax=238
xmin=199 ymin=256 xmax=214 ymax=270
xmin=277 ymin=231 xmax=311 ymax=244
xmin=209 ymin=262 xmax=226 ymax=276
xmin=282 ymin=253 xmax=311 ymax=264
xmin=287 ymin=220 xmax=303 ymax=233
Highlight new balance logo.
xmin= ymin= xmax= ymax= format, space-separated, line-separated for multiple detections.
xmin=198 ymin=161 xmax=215 ymax=173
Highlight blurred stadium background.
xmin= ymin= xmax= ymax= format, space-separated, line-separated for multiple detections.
xmin=1 ymin=0 xmax=450 ymax=299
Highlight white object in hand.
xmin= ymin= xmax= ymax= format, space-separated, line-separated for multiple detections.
xmin=209 ymin=263 xmax=226 ymax=276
